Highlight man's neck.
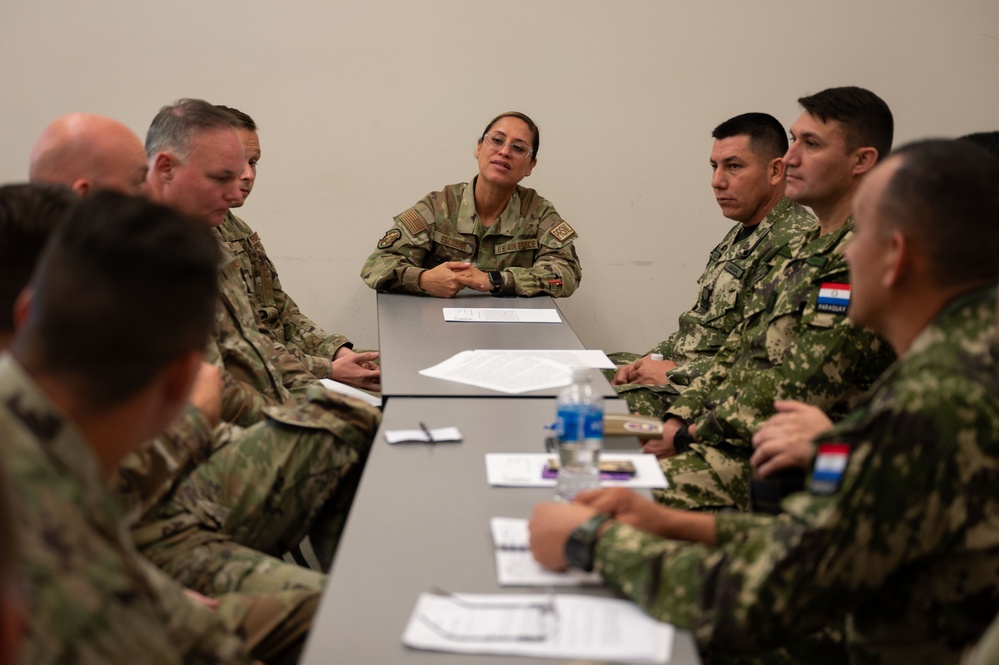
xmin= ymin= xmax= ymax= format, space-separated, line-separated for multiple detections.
xmin=810 ymin=183 xmax=859 ymax=235
xmin=881 ymin=281 xmax=991 ymax=356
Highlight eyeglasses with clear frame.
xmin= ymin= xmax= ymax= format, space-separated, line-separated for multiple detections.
xmin=417 ymin=586 xmax=559 ymax=643
xmin=481 ymin=133 xmax=534 ymax=159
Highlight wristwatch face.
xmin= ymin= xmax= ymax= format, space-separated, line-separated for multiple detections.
xmin=565 ymin=533 xmax=594 ymax=572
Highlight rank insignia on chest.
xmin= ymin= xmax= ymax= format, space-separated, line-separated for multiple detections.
xmin=809 ymin=442 xmax=850 ymax=495
xmin=816 ymin=282 xmax=851 ymax=314
xmin=377 ymin=229 xmax=402 ymax=249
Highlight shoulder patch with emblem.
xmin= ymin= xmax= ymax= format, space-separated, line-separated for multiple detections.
xmin=399 ymin=209 xmax=428 ymax=236
xmin=547 ymin=221 xmax=576 ymax=242
xmin=809 ymin=442 xmax=851 ymax=495
xmin=377 ymin=229 xmax=402 ymax=249
xmin=816 ymin=282 xmax=851 ymax=314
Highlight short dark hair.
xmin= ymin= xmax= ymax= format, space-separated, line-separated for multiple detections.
xmin=712 ymin=112 xmax=788 ymax=162
xmin=215 ymin=105 xmax=257 ymax=132
xmin=16 ymin=192 xmax=219 ymax=409
xmin=880 ymin=139 xmax=999 ymax=287
xmin=145 ymin=98 xmax=241 ymax=159
xmin=960 ymin=131 xmax=999 ymax=159
xmin=481 ymin=112 xmax=540 ymax=161
xmin=0 ymin=184 xmax=77 ymax=334
xmin=798 ymin=86 xmax=894 ymax=162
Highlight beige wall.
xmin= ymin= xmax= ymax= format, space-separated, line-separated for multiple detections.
xmin=2 ymin=0 xmax=997 ymax=353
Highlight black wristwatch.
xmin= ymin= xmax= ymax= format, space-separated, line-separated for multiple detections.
xmin=565 ymin=513 xmax=612 ymax=572
xmin=488 ymin=270 xmax=504 ymax=295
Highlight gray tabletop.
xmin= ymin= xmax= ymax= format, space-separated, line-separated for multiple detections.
xmin=299 ymin=398 xmax=700 ymax=664
xmin=376 ymin=292 xmax=617 ymax=398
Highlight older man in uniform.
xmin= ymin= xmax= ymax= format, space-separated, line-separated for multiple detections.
xmin=138 ymin=98 xmax=380 ymax=585
xmin=608 ymin=113 xmax=814 ymax=419
xmin=530 ymin=138 xmax=999 ymax=664
xmin=648 ymin=87 xmax=896 ymax=512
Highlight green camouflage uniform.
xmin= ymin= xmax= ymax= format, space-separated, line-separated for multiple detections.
xmin=595 ymin=287 xmax=999 ymax=664
xmin=216 ymin=211 xmax=351 ymax=380
xmin=0 ymin=354 xmax=257 ymax=665
xmin=359 ymin=177 xmax=581 ymax=297
xmin=659 ymin=220 xmax=894 ymax=511
xmin=608 ymin=199 xmax=814 ymax=419
xmin=118 ymin=240 xmax=380 ymax=604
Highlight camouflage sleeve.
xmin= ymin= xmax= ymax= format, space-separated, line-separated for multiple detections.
xmin=595 ymin=380 xmax=982 ymax=653
xmin=114 ymin=404 xmax=214 ymax=524
xmin=692 ymin=318 xmax=891 ymax=448
xmin=503 ymin=207 xmax=581 ymax=297
xmin=359 ymin=203 xmax=435 ymax=294
xmin=255 ymin=243 xmax=350 ymax=378
xmin=666 ymin=325 xmax=743 ymax=422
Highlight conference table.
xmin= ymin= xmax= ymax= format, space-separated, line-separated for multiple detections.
xmin=300 ymin=293 xmax=700 ymax=664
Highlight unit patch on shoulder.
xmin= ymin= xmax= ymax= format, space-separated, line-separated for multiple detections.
xmin=816 ymin=282 xmax=851 ymax=314
xmin=399 ymin=209 xmax=428 ymax=236
xmin=547 ymin=221 xmax=576 ymax=242
xmin=377 ymin=229 xmax=402 ymax=249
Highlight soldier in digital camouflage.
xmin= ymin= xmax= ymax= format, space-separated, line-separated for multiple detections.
xmin=213 ymin=105 xmax=380 ymax=391
xmin=646 ymin=87 xmax=897 ymax=513
xmin=359 ymin=111 xmax=581 ymax=298
xmin=530 ymin=137 xmax=999 ymax=665
xmin=606 ymin=112 xmax=814 ymax=420
xmin=0 ymin=187 xmax=260 ymax=664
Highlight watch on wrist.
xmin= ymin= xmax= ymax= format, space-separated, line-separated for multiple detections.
xmin=565 ymin=513 xmax=612 ymax=572
xmin=488 ymin=270 xmax=504 ymax=295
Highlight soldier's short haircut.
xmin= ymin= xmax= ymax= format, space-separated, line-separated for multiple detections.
xmin=144 ymin=98 xmax=241 ymax=160
xmin=798 ymin=86 xmax=894 ymax=163
xmin=481 ymin=111 xmax=540 ymax=161
xmin=960 ymin=131 xmax=999 ymax=158
xmin=18 ymin=191 xmax=219 ymax=409
xmin=0 ymin=184 xmax=77 ymax=335
xmin=712 ymin=112 xmax=788 ymax=162
xmin=881 ymin=139 xmax=999 ymax=287
xmin=216 ymin=105 xmax=257 ymax=132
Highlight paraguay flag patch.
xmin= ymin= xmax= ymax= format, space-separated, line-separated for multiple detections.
xmin=816 ymin=282 xmax=851 ymax=313
xmin=810 ymin=442 xmax=850 ymax=495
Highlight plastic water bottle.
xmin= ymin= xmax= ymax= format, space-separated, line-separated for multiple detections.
xmin=554 ymin=367 xmax=604 ymax=501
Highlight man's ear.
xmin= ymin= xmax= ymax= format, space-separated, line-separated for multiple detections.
xmin=12 ymin=287 xmax=33 ymax=332
xmin=71 ymin=179 xmax=91 ymax=196
xmin=161 ymin=350 xmax=204 ymax=409
xmin=883 ymin=229 xmax=907 ymax=288
xmin=769 ymin=157 xmax=786 ymax=185
xmin=853 ymin=147 xmax=879 ymax=177
xmin=151 ymin=152 xmax=177 ymax=182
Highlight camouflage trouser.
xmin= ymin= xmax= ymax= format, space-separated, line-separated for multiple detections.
xmin=603 ymin=352 xmax=680 ymax=420
xmin=653 ymin=444 xmax=753 ymax=512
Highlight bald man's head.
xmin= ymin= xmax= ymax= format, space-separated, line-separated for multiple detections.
xmin=29 ymin=114 xmax=148 ymax=197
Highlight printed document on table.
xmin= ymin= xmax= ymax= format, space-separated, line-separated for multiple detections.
xmin=485 ymin=453 xmax=668 ymax=489
xmin=419 ymin=350 xmax=614 ymax=394
xmin=491 ymin=517 xmax=602 ymax=586
xmin=402 ymin=591 xmax=673 ymax=662
xmin=443 ymin=307 xmax=561 ymax=323
xmin=419 ymin=351 xmax=573 ymax=394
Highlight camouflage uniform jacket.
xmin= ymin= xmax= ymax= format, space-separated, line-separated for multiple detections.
xmin=0 ymin=354 xmax=248 ymax=665
xmin=651 ymin=198 xmax=814 ymax=388
xmin=217 ymin=211 xmax=351 ymax=379
xmin=213 ymin=238 xmax=381 ymax=434
xmin=360 ymin=177 xmax=581 ymax=297
xmin=668 ymin=219 xmax=894 ymax=448
xmin=595 ymin=287 xmax=999 ymax=661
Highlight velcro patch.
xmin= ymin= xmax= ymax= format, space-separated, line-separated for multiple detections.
xmin=399 ymin=209 xmax=428 ymax=236
xmin=248 ymin=232 xmax=261 ymax=247
xmin=809 ymin=442 xmax=850 ymax=495
xmin=433 ymin=232 xmax=473 ymax=253
xmin=547 ymin=221 xmax=576 ymax=242
xmin=816 ymin=282 xmax=851 ymax=314
xmin=377 ymin=229 xmax=401 ymax=249
xmin=495 ymin=239 xmax=540 ymax=254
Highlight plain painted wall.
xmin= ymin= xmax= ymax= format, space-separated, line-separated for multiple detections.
xmin=2 ymin=0 xmax=997 ymax=354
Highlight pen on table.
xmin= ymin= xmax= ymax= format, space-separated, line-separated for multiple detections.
xmin=419 ymin=422 xmax=435 ymax=444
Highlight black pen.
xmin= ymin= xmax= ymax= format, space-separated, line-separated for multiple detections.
xmin=419 ymin=422 xmax=435 ymax=444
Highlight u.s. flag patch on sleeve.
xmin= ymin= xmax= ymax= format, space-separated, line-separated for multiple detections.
xmin=816 ymin=282 xmax=851 ymax=313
